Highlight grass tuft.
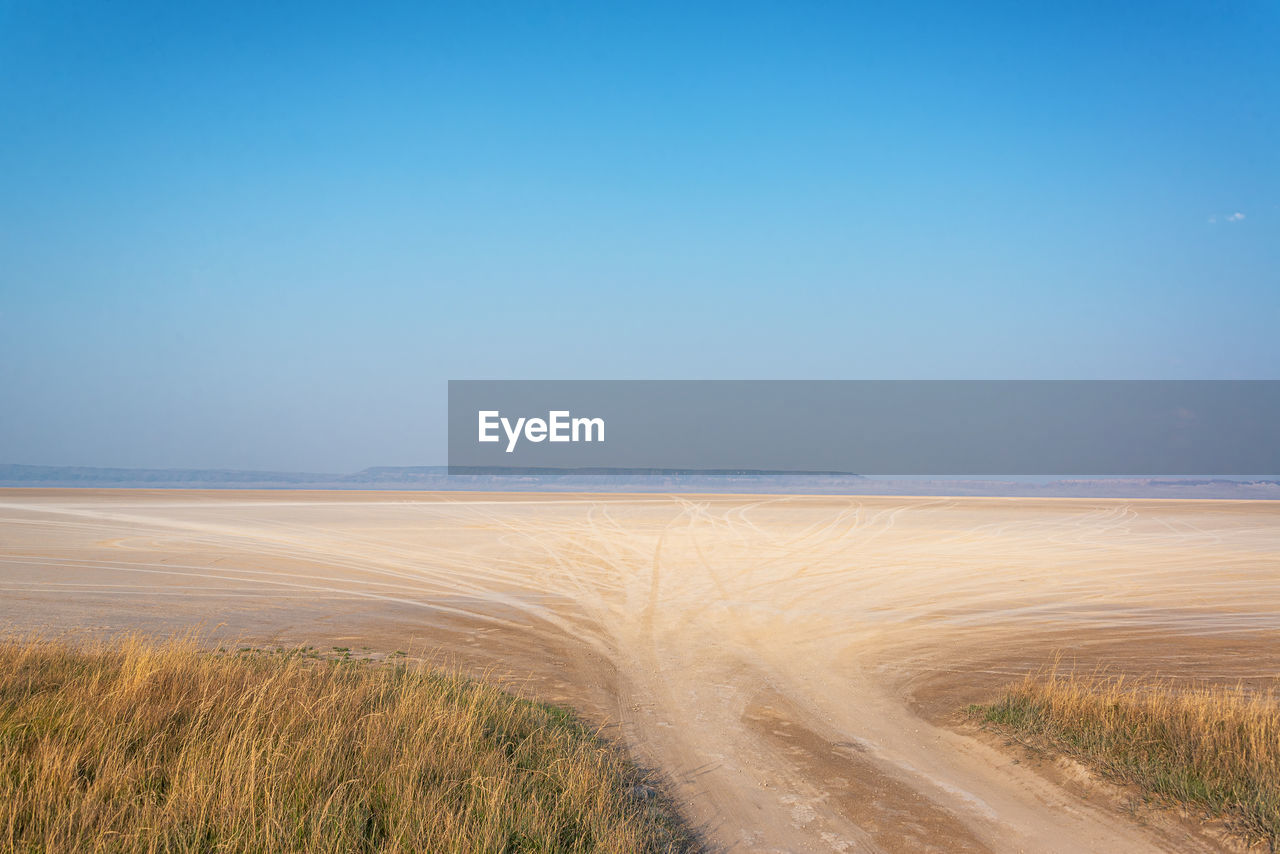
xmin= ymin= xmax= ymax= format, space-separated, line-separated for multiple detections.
xmin=0 ymin=635 xmax=694 ymax=853
xmin=969 ymin=669 xmax=1280 ymax=847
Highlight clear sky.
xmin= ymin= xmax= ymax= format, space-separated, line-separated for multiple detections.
xmin=2 ymin=1 xmax=1277 ymax=471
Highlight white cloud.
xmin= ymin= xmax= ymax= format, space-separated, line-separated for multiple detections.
xmin=1209 ymin=212 xmax=1247 ymax=224
xmin=1227 ymin=212 xmax=1246 ymax=222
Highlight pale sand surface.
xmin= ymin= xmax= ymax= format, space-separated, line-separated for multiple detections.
xmin=2 ymin=489 xmax=1278 ymax=852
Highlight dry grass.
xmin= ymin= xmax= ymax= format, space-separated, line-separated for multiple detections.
xmin=970 ymin=669 xmax=1280 ymax=847
xmin=0 ymin=636 xmax=694 ymax=853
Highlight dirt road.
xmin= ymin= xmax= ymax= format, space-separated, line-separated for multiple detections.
xmin=2 ymin=490 xmax=1277 ymax=852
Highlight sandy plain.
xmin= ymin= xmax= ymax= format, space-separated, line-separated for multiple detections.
xmin=1 ymin=489 xmax=1278 ymax=852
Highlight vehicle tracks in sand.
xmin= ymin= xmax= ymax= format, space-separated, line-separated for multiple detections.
xmin=1 ymin=490 xmax=1276 ymax=852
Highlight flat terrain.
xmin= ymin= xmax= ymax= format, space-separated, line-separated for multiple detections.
xmin=2 ymin=490 xmax=1277 ymax=852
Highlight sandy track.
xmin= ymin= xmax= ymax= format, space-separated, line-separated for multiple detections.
xmin=1 ymin=490 xmax=1278 ymax=852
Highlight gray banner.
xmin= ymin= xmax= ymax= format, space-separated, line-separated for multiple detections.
xmin=447 ymin=381 xmax=1280 ymax=475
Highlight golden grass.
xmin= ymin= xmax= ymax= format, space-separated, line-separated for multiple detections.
xmin=970 ymin=670 xmax=1280 ymax=847
xmin=0 ymin=636 xmax=694 ymax=853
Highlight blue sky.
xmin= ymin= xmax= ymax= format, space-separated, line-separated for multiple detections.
xmin=1 ymin=1 xmax=1277 ymax=470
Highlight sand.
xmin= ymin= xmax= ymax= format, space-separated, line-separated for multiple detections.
xmin=1 ymin=489 xmax=1277 ymax=852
